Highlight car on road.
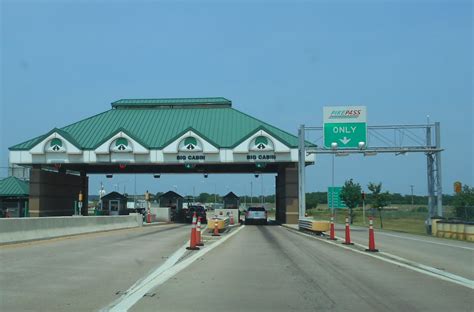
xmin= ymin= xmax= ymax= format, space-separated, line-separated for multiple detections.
xmin=245 ymin=206 xmax=267 ymax=225
xmin=185 ymin=205 xmax=207 ymax=223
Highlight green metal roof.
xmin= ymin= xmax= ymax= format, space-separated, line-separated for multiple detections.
xmin=9 ymin=98 xmax=300 ymax=150
xmin=0 ymin=176 xmax=29 ymax=197
xmin=112 ymin=97 xmax=232 ymax=109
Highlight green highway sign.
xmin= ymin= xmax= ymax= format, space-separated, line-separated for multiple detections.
xmin=324 ymin=122 xmax=367 ymax=148
xmin=328 ymin=187 xmax=347 ymax=209
xmin=323 ymin=106 xmax=367 ymax=149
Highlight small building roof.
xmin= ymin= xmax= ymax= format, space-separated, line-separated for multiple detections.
xmin=0 ymin=176 xmax=29 ymax=197
xmin=101 ymin=191 xmax=127 ymax=200
xmin=159 ymin=191 xmax=183 ymax=199
xmin=223 ymin=192 xmax=239 ymax=199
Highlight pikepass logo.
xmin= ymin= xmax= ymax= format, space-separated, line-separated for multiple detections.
xmin=329 ymin=109 xmax=362 ymax=119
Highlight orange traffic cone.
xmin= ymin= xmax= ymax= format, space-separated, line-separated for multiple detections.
xmin=186 ymin=212 xmax=200 ymax=250
xmin=328 ymin=214 xmax=336 ymax=240
xmin=230 ymin=212 xmax=235 ymax=225
xmin=196 ymin=216 xmax=204 ymax=246
xmin=212 ymin=220 xmax=220 ymax=237
xmin=366 ymin=216 xmax=379 ymax=252
xmin=342 ymin=216 xmax=354 ymax=245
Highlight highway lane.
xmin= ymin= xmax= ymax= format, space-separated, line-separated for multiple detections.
xmin=333 ymin=223 xmax=474 ymax=279
xmin=0 ymin=223 xmax=190 ymax=312
xmin=131 ymin=225 xmax=473 ymax=312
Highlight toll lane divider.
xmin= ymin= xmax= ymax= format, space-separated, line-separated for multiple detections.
xmin=281 ymin=225 xmax=474 ymax=290
xmin=102 ymin=225 xmax=246 ymax=312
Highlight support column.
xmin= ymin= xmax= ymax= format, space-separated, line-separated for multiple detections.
xmin=276 ymin=165 xmax=299 ymax=224
xmin=80 ymin=171 xmax=89 ymax=216
xmin=29 ymin=168 xmax=89 ymax=217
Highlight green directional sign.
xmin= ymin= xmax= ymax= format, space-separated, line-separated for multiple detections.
xmin=324 ymin=122 xmax=367 ymax=148
xmin=328 ymin=187 xmax=347 ymax=209
xmin=323 ymin=106 xmax=367 ymax=149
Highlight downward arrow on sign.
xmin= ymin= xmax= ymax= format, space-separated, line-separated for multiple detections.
xmin=339 ymin=137 xmax=351 ymax=145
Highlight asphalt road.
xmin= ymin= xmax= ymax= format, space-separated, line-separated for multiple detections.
xmin=0 ymin=223 xmax=190 ymax=312
xmin=1 ymin=223 xmax=472 ymax=312
xmin=333 ymin=223 xmax=474 ymax=279
xmin=131 ymin=225 xmax=473 ymax=312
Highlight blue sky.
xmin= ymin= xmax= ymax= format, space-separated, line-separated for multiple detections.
xmin=1 ymin=0 xmax=472 ymax=197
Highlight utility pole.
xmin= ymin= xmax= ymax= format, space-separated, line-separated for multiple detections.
xmin=410 ymin=185 xmax=414 ymax=208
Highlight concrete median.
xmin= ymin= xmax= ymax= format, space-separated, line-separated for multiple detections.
xmin=0 ymin=213 xmax=143 ymax=244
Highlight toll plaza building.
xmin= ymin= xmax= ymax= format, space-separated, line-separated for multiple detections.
xmin=9 ymin=98 xmax=314 ymax=224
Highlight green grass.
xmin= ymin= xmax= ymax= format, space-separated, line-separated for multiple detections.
xmin=307 ymin=206 xmax=433 ymax=235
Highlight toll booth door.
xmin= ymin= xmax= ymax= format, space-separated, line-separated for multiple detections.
xmin=109 ymin=200 xmax=120 ymax=216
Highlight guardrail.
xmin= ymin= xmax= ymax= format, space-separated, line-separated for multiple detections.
xmin=432 ymin=219 xmax=474 ymax=241
xmin=207 ymin=216 xmax=230 ymax=233
xmin=298 ymin=218 xmax=330 ymax=233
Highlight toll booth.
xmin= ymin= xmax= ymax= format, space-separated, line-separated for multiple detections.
xmin=100 ymin=191 xmax=127 ymax=215
xmin=0 ymin=176 xmax=29 ymax=218
xmin=223 ymin=192 xmax=240 ymax=209
xmin=8 ymin=97 xmax=316 ymax=223
xmin=158 ymin=191 xmax=183 ymax=221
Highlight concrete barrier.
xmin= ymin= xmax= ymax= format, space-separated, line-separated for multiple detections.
xmin=150 ymin=207 xmax=171 ymax=222
xmin=0 ymin=214 xmax=143 ymax=244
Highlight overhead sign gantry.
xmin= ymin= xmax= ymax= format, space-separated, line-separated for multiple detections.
xmin=299 ymin=106 xmax=443 ymax=232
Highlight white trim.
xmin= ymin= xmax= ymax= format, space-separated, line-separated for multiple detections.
xmin=29 ymin=132 xmax=82 ymax=155
xmin=10 ymin=148 xmax=312 ymax=164
xmin=95 ymin=131 xmax=149 ymax=155
xmin=162 ymin=131 xmax=219 ymax=154
xmin=233 ymin=130 xmax=290 ymax=153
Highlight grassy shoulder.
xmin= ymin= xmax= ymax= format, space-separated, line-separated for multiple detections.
xmin=306 ymin=204 xmax=439 ymax=235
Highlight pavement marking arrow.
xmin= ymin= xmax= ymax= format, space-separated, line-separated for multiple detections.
xmin=339 ymin=137 xmax=351 ymax=145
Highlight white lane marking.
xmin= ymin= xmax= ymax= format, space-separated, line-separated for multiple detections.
xmin=333 ymin=234 xmax=474 ymax=288
xmin=283 ymin=227 xmax=474 ymax=290
xmin=102 ymin=225 xmax=246 ymax=312
xmin=101 ymin=241 xmax=189 ymax=312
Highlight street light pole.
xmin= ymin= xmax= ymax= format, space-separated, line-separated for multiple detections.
xmin=410 ymin=185 xmax=414 ymax=208
xmin=331 ymin=152 xmax=335 ymax=217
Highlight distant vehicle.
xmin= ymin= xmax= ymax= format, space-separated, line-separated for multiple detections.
xmin=245 ymin=207 xmax=267 ymax=225
xmin=185 ymin=205 xmax=207 ymax=223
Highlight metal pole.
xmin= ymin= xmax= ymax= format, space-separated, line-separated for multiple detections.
xmin=426 ymin=119 xmax=435 ymax=232
xmin=410 ymin=185 xmax=414 ymax=208
xmin=435 ymin=122 xmax=443 ymax=217
xmin=250 ymin=181 xmax=253 ymax=205
xmin=298 ymin=125 xmax=306 ymax=219
xmin=331 ymin=153 xmax=335 ymax=217
xmin=261 ymin=175 xmax=264 ymax=204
